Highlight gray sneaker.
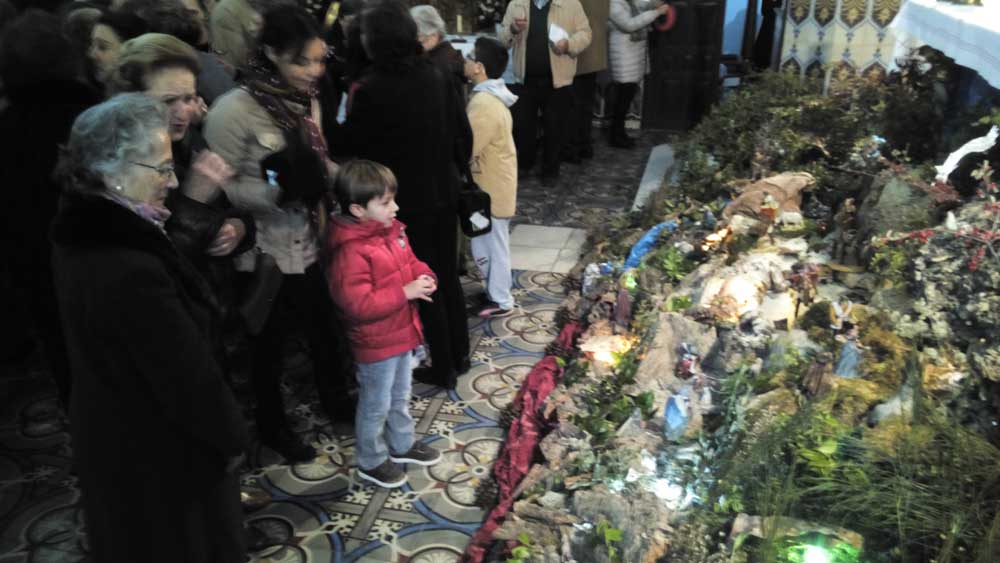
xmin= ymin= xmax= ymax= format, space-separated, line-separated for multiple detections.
xmin=357 ymin=459 xmax=407 ymax=488
xmin=390 ymin=442 xmax=442 ymax=466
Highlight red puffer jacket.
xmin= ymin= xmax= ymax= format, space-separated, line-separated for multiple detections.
xmin=326 ymin=216 xmax=436 ymax=363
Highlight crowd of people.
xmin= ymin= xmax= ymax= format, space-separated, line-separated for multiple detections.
xmin=0 ymin=0 xmax=668 ymax=560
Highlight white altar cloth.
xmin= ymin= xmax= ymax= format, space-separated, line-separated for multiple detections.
xmin=889 ymin=0 xmax=1000 ymax=88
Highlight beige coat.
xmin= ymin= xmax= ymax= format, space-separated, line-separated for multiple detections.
xmin=468 ymin=91 xmax=518 ymax=218
xmin=499 ymin=0 xmax=593 ymax=89
xmin=210 ymin=0 xmax=260 ymax=71
xmin=203 ymin=88 xmax=321 ymax=274
xmin=575 ymin=0 xmax=610 ymax=75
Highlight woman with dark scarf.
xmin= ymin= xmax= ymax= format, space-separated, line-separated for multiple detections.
xmin=204 ymin=4 xmax=355 ymax=464
xmin=333 ymin=0 xmax=472 ymax=389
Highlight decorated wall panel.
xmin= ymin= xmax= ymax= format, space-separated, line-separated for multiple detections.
xmin=780 ymin=0 xmax=903 ymax=87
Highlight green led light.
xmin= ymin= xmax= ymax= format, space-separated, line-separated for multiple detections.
xmin=803 ymin=545 xmax=831 ymax=563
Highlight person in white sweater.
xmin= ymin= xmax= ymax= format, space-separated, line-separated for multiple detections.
xmin=607 ymin=0 xmax=671 ymax=147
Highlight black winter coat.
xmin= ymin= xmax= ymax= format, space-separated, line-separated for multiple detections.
xmin=0 ymin=78 xmax=101 ymax=400
xmin=333 ymin=57 xmax=472 ymax=217
xmin=0 ymin=79 xmax=101 ymax=283
xmin=427 ymin=40 xmax=469 ymax=107
xmin=333 ymin=57 xmax=473 ymax=388
xmin=50 ymin=193 xmax=249 ymax=563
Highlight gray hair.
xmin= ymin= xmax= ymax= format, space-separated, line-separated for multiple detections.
xmin=58 ymin=93 xmax=168 ymax=194
xmin=409 ymin=5 xmax=446 ymax=39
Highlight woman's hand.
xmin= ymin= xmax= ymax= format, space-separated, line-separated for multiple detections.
xmin=207 ymin=218 xmax=246 ymax=256
xmin=191 ymin=96 xmax=209 ymax=126
xmin=183 ymin=150 xmax=235 ymax=203
xmin=404 ymin=276 xmax=436 ymax=302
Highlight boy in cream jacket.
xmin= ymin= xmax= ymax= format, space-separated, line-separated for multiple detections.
xmin=464 ymin=37 xmax=519 ymax=317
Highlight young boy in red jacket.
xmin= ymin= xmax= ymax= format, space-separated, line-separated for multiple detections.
xmin=326 ymin=160 xmax=443 ymax=488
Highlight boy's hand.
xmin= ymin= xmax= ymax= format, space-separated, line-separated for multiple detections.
xmin=417 ymin=274 xmax=437 ymax=293
xmin=404 ymin=277 xmax=436 ymax=302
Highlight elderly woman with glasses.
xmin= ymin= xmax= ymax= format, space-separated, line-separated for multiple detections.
xmin=50 ymin=93 xmax=250 ymax=563
xmin=410 ymin=4 xmax=466 ymax=103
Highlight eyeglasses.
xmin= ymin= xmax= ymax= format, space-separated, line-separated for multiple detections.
xmin=129 ymin=160 xmax=176 ymax=178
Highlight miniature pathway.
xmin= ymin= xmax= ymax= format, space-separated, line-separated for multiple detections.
xmin=0 ymin=132 xmax=661 ymax=563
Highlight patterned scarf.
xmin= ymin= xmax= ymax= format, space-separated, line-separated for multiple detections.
xmin=241 ymin=51 xmax=330 ymax=175
xmin=241 ymin=52 xmax=317 ymax=130
xmin=102 ymin=190 xmax=173 ymax=231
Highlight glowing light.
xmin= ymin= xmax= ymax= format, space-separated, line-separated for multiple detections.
xmin=803 ymin=546 xmax=831 ymax=563
xmin=700 ymin=226 xmax=732 ymax=252
xmin=592 ymin=350 xmax=617 ymax=365
xmin=721 ymin=276 xmax=761 ymax=316
xmin=580 ymin=335 xmax=633 ymax=366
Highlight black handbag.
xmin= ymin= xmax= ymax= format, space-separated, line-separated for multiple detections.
xmin=239 ymin=250 xmax=283 ymax=335
xmin=457 ymin=162 xmax=492 ymax=238
xmin=259 ymin=128 xmax=329 ymax=208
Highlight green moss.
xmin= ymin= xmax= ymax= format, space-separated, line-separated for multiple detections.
xmin=800 ymin=301 xmax=833 ymax=331
xmin=859 ymin=324 xmax=909 ymax=389
xmin=869 ymin=245 xmax=912 ymax=287
xmin=666 ymin=294 xmax=694 ymax=312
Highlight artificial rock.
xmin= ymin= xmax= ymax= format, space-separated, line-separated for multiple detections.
xmin=571 ymin=486 xmax=674 ymax=563
xmin=628 ymin=312 xmax=717 ymax=419
xmin=857 ymin=172 xmax=935 ymax=241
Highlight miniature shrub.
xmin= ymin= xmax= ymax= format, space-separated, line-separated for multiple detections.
xmin=673 ymin=71 xmax=888 ymax=202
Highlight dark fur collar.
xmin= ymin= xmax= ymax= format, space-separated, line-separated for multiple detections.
xmin=51 ymin=193 xmax=220 ymax=313
xmin=52 ymin=193 xmax=173 ymax=255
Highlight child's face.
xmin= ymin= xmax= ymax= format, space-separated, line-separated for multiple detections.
xmin=352 ymin=191 xmax=398 ymax=227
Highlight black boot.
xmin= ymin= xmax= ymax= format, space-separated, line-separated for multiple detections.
xmin=609 ymin=82 xmax=637 ymax=148
xmin=610 ymin=124 xmax=635 ymax=148
xmin=260 ymin=427 xmax=316 ymax=463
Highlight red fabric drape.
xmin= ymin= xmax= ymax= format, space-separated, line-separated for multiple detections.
xmin=460 ymin=321 xmax=582 ymax=563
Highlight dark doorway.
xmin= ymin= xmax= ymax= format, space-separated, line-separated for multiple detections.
xmin=642 ymin=0 xmax=727 ymax=131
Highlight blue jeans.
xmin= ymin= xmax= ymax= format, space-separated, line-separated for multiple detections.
xmin=354 ymin=350 xmax=415 ymax=470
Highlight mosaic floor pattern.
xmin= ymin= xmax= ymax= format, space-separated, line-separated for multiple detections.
xmin=513 ymin=130 xmax=671 ymax=229
xmin=240 ymin=270 xmax=568 ymax=563
xmin=0 ymin=270 xmax=567 ymax=563
xmin=0 ymin=130 xmax=654 ymax=563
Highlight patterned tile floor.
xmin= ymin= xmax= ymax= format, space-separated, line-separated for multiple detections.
xmin=0 ymin=130 xmax=658 ymax=563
